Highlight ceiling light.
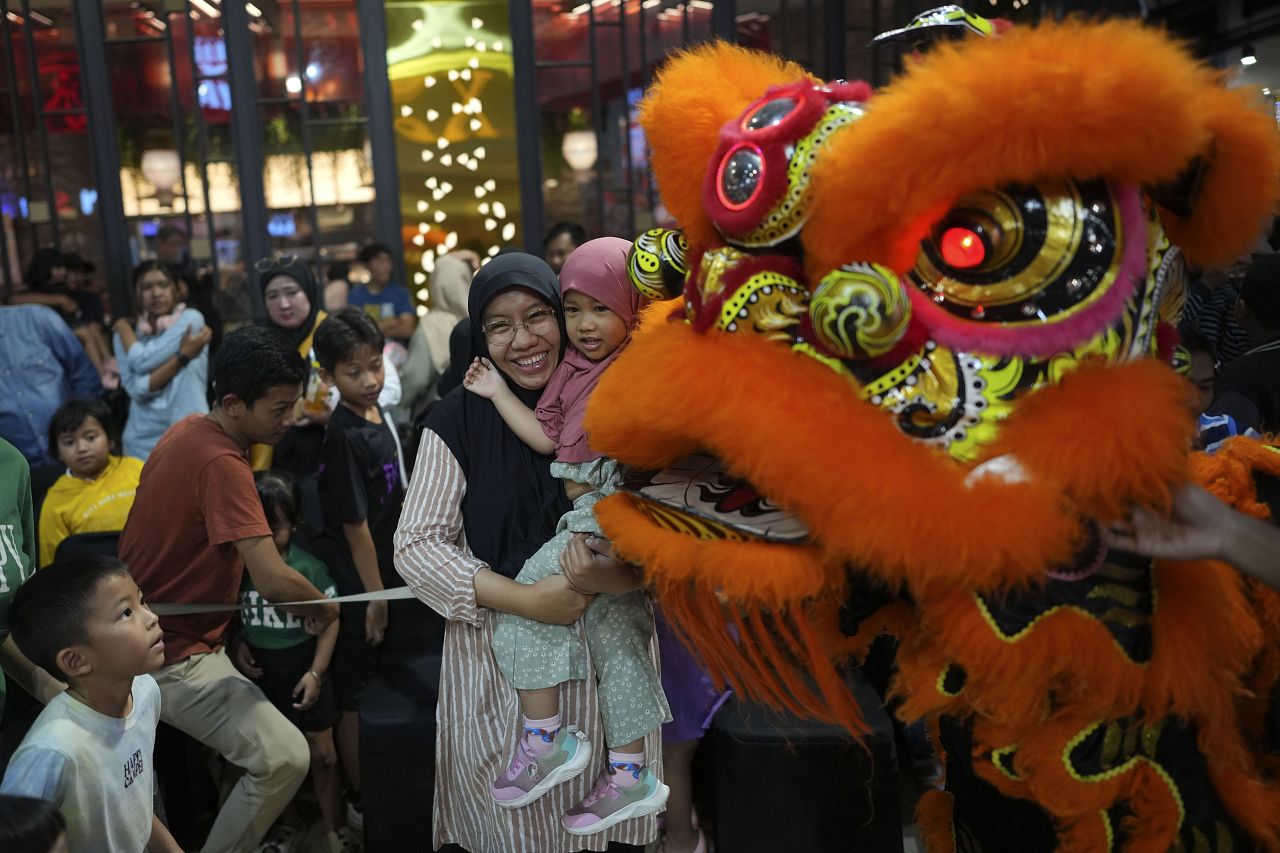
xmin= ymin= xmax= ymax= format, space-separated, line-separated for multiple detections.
xmin=1242 ymin=44 xmax=1258 ymax=66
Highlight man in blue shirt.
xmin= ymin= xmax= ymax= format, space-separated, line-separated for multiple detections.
xmin=349 ymin=244 xmax=416 ymax=345
xmin=0 ymin=304 xmax=103 ymax=464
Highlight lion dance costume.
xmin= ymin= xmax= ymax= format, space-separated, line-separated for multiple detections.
xmin=582 ymin=8 xmax=1280 ymax=852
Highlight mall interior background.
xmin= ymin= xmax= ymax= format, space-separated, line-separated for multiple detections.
xmin=0 ymin=0 xmax=1273 ymax=318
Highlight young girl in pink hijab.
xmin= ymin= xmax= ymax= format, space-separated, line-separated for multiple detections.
xmin=464 ymin=237 xmax=670 ymax=837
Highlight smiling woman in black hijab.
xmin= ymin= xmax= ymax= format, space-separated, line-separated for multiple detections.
xmin=250 ymin=257 xmax=330 ymax=519
xmin=394 ymin=253 xmax=658 ymax=852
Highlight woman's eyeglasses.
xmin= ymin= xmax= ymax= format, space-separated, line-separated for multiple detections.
xmin=481 ymin=307 xmax=557 ymax=346
xmin=254 ymin=254 xmax=300 ymax=273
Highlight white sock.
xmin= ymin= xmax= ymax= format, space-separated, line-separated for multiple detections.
xmin=523 ymin=714 xmax=561 ymax=755
xmin=608 ymin=748 xmax=645 ymax=787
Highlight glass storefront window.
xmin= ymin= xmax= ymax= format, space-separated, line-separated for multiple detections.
xmin=533 ymin=0 xmax=712 ymax=242
xmin=248 ymin=0 xmax=373 ymax=265
xmin=0 ymin=4 xmax=105 ymax=291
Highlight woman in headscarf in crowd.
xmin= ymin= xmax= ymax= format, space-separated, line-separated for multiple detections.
xmin=394 ymin=253 xmax=659 ymax=852
xmin=251 ymin=258 xmax=328 ymax=481
xmin=252 ymin=257 xmax=403 ymax=528
xmin=398 ymin=253 xmax=473 ymax=419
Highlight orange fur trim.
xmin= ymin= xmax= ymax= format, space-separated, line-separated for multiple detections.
xmin=595 ymin=496 xmax=839 ymax=604
xmin=596 ymin=496 xmax=869 ymax=730
xmin=638 ymin=43 xmax=814 ymax=250
xmin=1161 ymin=84 xmax=1280 ymax=267
xmin=800 ymin=20 xmax=1278 ymax=278
xmin=1189 ymin=439 xmax=1280 ymax=754
xmin=1055 ymin=811 xmax=1114 ymax=853
xmin=913 ymin=554 xmax=1280 ymax=849
xmin=988 ymin=358 xmax=1195 ymax=522
xmin=1119 ymin=764 xmax=1183 ymax=853
xmin=587 ymin=319 xmax=1192 ymax=596
xmin=915 ymin=790 xmax=957 ymax=853
xmin=1191 ymin=436 xmax=1280 ymax=516
xmin=905 ymin=589 xmax=1147 ymax=727
xmin=837 ymin=598 xmax=914 ymax=660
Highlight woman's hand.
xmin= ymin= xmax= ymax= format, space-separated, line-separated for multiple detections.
xmin=114 ymin=317 xmax=134 ymax=336
xmin=232 ymin=641 xmax=263 ymax=680
xmin=180 ymin=325 xmax=213 ymax=360
xmin=365 ymin=599 xmax=389 ymax=646
xmin=463 ymin=357 xmax=507 ymax=400
xmin=523 ymin=574 xmax=594 ymax=625
xmin=559 ymin=534 xmax=644 ymax=595
xmin=291 ymin=670 xmax=321 ymax=710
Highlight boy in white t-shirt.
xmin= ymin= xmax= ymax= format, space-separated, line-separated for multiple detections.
xmin=0 ymin=555 xmax=180 ymax=853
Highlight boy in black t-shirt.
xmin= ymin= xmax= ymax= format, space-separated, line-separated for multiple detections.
xmin=313 ymin=307 xmax=406 ymax=830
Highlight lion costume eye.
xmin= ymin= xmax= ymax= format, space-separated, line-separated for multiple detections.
xmin=717 ymin=144 xmax=766 ymax=210
xmin=741 ymin=96 xmax=802 ymax=131
xmin=912 ymin=179 xmax=1126 ymax=325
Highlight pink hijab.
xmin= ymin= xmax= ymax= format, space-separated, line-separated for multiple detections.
xmin=536 ymin=237 xmax=647 ymax=463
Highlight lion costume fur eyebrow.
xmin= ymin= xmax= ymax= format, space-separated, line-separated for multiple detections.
xmin=640 ymin=20 xmax=1280 ymax=282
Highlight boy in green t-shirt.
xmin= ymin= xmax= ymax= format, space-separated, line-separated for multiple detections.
xmin=233 ymin=471 xmax=352 ymax=853
xmin=0 ymin=437 xmax=65 ymax=719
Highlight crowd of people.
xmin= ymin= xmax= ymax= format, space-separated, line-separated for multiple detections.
xmin=2 ymin=201 xmax=1280 ymax=853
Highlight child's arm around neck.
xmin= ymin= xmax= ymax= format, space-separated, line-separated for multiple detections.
xmin=463 ymin=357 xmax=556 ymax=455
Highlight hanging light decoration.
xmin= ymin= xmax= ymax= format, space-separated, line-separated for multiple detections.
xmin=562 ymin=129 xmax=598 ymax=172
xmin=141 ymin=149 xmax=182 ymax=207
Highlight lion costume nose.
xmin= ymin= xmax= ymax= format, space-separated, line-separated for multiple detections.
xmin=808 ymin=263 xmax=911 ymax=360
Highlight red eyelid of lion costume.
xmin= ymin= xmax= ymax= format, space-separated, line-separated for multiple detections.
xmin=801 ymin=19 xmax=1280 ymax=279
xmin=638 ymin=43 xmax=817 ymax=249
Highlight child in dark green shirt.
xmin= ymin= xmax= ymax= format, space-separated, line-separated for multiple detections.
xmin=234 ymin=471 xmax=353 ymax=852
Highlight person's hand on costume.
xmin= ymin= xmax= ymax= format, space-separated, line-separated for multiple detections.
xmin=560 ymin=534 xmax=644 ymax=595
xmin=1102 ymin=482 xmax=1230 ymax=563
xmin=1105 ymin=482 xmax=1280 ymax=591
xmin=463 ymin=357 xmax=507 ymax=400
xmin=232 ymin=640 xmax=263 ymax=680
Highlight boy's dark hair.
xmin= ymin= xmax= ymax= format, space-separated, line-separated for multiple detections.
xmin=212 ymin=325 xmax=307 ymax=408
xmin=24 ymin=247 xmax=66 ymax=290
xmin=313 ymin=307 xmax=385 ymax=372
xmin=255 ymin=469 xmax=301 ymax=530
xmin=543 ymin=221 xmax=587 ymax=249
xmin=357 ymin=243 xmax=393 ymax=265
xmin=11 ymin=555 xmax=131 ymax=680
xmin=48 ymin=398 xmax=119 ymax=458
xmin=0 ymin=795 xmax=65 ymax=851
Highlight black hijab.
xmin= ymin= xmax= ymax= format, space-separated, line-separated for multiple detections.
xmin=258 ymin=259 xmax=321 ymax=350
xmin=425 ymin=253 xmax=571 ymax=578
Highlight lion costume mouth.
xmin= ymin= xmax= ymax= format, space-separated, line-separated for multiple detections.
xmin=622 ymin=453 xmax=811 ymax=545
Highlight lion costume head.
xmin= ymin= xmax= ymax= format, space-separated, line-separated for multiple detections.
xmin=584 ymin=15 xmax=1280 ymax=851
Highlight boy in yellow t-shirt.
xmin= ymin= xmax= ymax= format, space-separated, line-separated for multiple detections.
xmin=38 ymin=399 xmax=143 ymax=566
